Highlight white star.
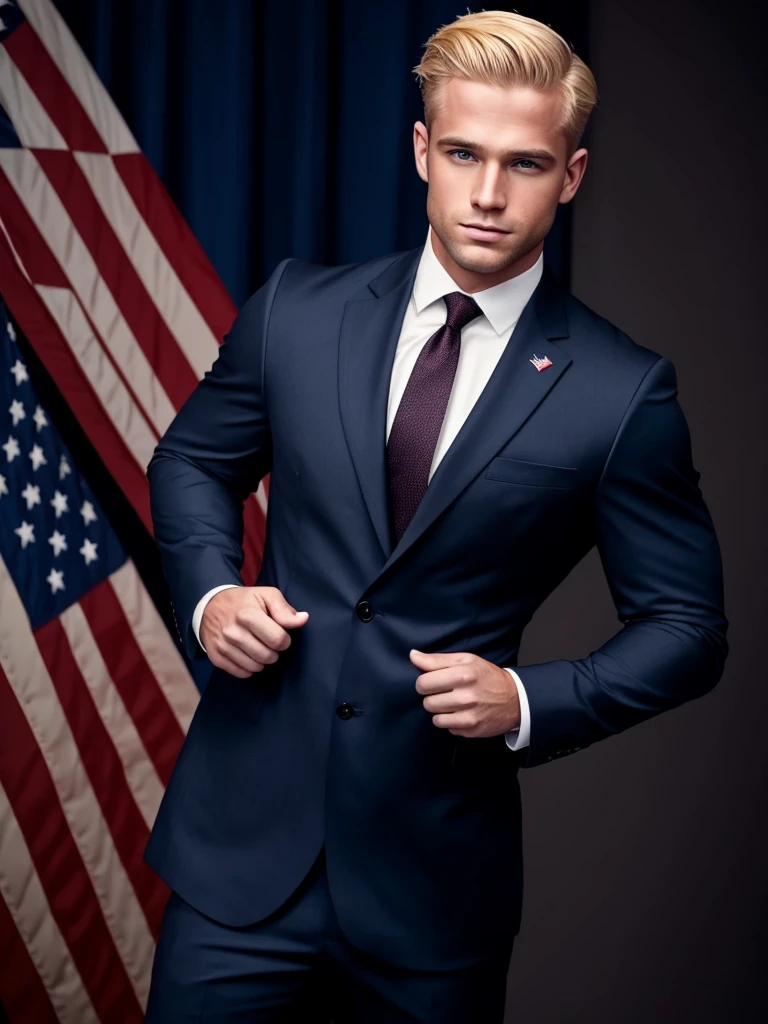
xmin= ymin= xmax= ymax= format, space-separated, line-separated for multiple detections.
xmin=50 ymin=489 xmax=69 ymax=518
xmin=20 ymin=482 xmax=41 ymax=510
xmin=2 ymin=435 xmax=20 ymax=462
xmin=58 ymin=454 xmax=71 ymax=479
xmin=8 ymin=399 xmax=25 ymax=426
xmin=33 ymin=405 xmax=48 ymax=432
xmin=10 ymin=359 xmax=28 ymax=386
xmin=6 ymin=321 xmax=16 ymax=342
xmin=29 ymin=444 xmax=47 ymax=471
xmin=0 ymin=473 xmax=7 ymax=497
xmin=80 ymin=499 xmax=97 ymax=526
xmin=14 ymin=520 xmax=35 ymax=548
xmin=80 ymin=538 xmax=98 ymax=565
xmin=48 ymin=530 xmax=68 ymax=556
xmin=46 ymin=568 xmax=65 ymax=594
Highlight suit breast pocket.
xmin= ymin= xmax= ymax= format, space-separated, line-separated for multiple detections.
xmin=484 ymin=456 xmax=579 ymax=490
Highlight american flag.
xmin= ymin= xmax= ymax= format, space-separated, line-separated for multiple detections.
xmin=0 ymin=1 xmax=269 ymax=1019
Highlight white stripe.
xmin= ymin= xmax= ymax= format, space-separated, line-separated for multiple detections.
xmin=59 ymin=602 xmax=165 ymax=831
xmin=0 ymin=46 xmax=67 ymax=149
xmin=0 ymin=555 xmax=155 ymax=1009
xmin=16 ymin=0 xmax=139 ymax=155
xmin=0 ymin=783 xmax=99 ymax=1024
xmin=75 ymin=152 xmax=219 ymax=379
xmin=108 ymin=560 xmax=199 ymax=733
xmin=35 ymin=285 xmax=159 ymax=473
xmin=0 ymin=148 xmax=176 ymax=435
xmin=254 ymin=480 xmax=268 ymax=516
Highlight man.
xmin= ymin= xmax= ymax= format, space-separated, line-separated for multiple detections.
xmin=144 ymin=9 xmax=728 ymax=1022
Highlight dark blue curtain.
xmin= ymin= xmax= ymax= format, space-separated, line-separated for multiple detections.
xmin=11 ymin=1 xmax=588 ymax=694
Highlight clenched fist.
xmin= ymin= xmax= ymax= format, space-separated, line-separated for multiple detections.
xmin=200 ymin=586 xmax=309 ymax=678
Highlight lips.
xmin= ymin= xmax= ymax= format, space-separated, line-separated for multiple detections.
xmin=461 ymin=224 xmax=510 ymax=242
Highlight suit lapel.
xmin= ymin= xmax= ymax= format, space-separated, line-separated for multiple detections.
xmin=337 ymin=248 xmax=573 ymax=576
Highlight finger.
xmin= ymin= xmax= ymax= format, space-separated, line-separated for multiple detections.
xmin=260 ymin=588 xmax=310 ymax=630
xmin=219 ymin=622 xmax=280 ymax=666
xmin=422 ymin=690 xmax=476 ymax=714
xmin=212 ymin=649 xmax=263 ymax=679
xmin=214 ymin=637 xmax=266 ymax=675
xmin=235 ymin=602 xmax=293 ymax=652
xmin=414 ymin=663 xmax=477 ymax=695
xmin=410 ymin=649 xmax=472 ymax=666
xmin=431 ymin=712 xmax=479 ymax=731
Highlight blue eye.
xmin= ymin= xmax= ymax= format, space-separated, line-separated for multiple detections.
xmin=450 ymin=149 xmax=473 ymax=161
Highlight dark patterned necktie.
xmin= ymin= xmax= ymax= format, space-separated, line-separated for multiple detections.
xmin=386 ymin=291 xmax=482 ymax=544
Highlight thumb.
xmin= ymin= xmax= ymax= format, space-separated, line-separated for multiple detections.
xmin=261 ymin=589 xmax=309 ymax=627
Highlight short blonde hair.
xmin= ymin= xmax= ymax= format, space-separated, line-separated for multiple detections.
xmin=413 ymin=10 xmax=598 ymax=152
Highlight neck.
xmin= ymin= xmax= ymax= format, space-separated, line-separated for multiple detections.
xmin=429 ymin=227 xmax=542 ymax=293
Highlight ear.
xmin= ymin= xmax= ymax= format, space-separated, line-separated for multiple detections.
xmin=558 ymin=147 xmax=588 ymax=204
xmin=413 ymin=121 xmax=429 ymax=184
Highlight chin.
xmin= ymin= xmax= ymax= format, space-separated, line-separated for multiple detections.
xmin=449 ymin=241 xmax=516 ymax=275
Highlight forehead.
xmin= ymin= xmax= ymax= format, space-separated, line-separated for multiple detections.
xmin=429 ymin=78 xmax=567 ymax=152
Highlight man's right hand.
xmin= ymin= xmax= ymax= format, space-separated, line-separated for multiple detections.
xmin=200 ymin=586 xmax=309 ymax=678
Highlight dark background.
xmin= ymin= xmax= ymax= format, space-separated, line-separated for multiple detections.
xmin=5 ymin=0 xmax=764 ymax=1021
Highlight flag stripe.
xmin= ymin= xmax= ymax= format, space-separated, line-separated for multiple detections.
xmin=113 ymin=152 xmax=238 ymax=341
xmin=15 ymin=0 xmax=138 ymax=155
xmin=0 ymin=670 xmax=143 ymax=1022
xmin=0 ymin=147 xmax=177 ymax=434
xmin=0 ymin=236 xmax=154 ymax=531
xmin=0 ymin=169 xmax=70 ymax=288
xmin=58 ymin=601 xmax=166 ymax=832
xmin=0 ymin=555 xmax=155 ymax=1010
xmin=108 ymin=559 xmax=200 ymax=732
xmin=36 ymin=148 xmax=202 ymax=403
xmin=35 ymin=612 xmax=170 ymax=940
xmin=4 ymin=21 xmax=106 ymax=153
xmin=75 ymin=151 xmax=220 ymax=380
xmin=0 ymin=45 xmax=67 ymax=150
xmin=79 ymin=577 xmax=186 ymax=785
xmin=0 ymin=784 xmax=98 ymax=1024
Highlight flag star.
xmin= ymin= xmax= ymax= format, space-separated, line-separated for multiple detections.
xmin=6 ymin=321 xmax=16 ymax=342
xmin=50 ymin=489 xmax=69 ymax=517
xmin=21 ymin=482 xmax=41 ymax=510
xmin=3 ymin=435 xmax=20 ymax=462
xmin=29 ymin=444 xmax=47 ymax=471
xmin=33 ymin=405 xmax=48 ymax=432
xmin=10 ymin=359 xmax=28 ymax=385
xmin=9 ymin=399 xmax=25 ymax=426
xmin=80 ymin=499 xmax=97 ymax=526
xmin=80 ymin=538 xmax=98 ymax=565
xmin=59 ymin=454 xmax=71 ymax=479
xmin=46 ymin=568 xmax=65 ymax=594
xmin=0 ymin=473 xmax=7 ymax=497
xmin=48 ymin=529 xmax=68 ymax=556
xmin=14 ymin=520 xmax=35 ymax=548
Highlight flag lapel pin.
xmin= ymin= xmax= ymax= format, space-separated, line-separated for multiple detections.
xmin=529 ymin=353 xmax=553 ymax=372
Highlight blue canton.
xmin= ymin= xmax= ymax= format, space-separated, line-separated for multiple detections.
xmin=0 ymin=299 xmax=125 ymax=629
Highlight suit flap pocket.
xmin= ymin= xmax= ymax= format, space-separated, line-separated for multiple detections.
xmin=484 ymin=456 xmax=579 ymax=489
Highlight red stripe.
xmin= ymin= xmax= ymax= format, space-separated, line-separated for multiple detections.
xmin=0 ymin=171 xmax=69 ymax=289
xmin=78 ymin=577 xmax=185 ymax=785
xmin=35 ymin=614 xmax=171 ymax=940
xmin=0 ymin=667 xmax=145 ymax=1022
xmin=35 ymin=149 xmax=200 ymax=410
xmin=4 ymin=21 xmax=107 ymax=152
xmin=0 ymin=896 xmax=58 ymax=1024
xmin=0 ymin=226 xmax=154 ymax=533
xmin=114 ymin=152 xmax=238 ymax=341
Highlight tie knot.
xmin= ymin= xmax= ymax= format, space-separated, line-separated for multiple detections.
xmin=443 ymin=291 xmax=482 ymax=332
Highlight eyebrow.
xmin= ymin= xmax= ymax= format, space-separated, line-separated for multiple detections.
xmin=436 ymin=137 xmax=557 ymax=162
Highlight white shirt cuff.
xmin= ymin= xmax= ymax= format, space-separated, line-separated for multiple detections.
xmin=503 ymin=667 xmax=531 ymax=750
xmin=192 ymin=584 xmax=242 ymax=652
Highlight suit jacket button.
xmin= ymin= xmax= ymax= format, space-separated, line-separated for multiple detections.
xmin=336 ymin=702 xmax=355 ymax=720
xmin=356 ymin=600 xmax=373 ymax=622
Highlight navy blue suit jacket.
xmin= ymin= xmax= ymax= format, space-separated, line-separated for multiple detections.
xmin=144 ymin=245 xmax=728 ymax=971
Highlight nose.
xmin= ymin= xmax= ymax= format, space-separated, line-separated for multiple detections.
xmin=470 ymin=161 xmax=507 ymax=211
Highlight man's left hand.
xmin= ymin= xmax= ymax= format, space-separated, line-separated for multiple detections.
xmin=410 ymin=649 xmax=520 ymax=738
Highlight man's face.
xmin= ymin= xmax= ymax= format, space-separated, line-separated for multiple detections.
xmin=413 ymin=78 xmax=588 ymax=291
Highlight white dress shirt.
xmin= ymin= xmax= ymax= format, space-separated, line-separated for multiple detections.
xmin=192 ymin=226 xmax=541 ymax=750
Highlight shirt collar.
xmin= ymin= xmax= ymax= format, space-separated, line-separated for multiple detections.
xmin=412 ymin=226 xmax=544 ymax=337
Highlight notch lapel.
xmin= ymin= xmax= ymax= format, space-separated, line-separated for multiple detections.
xmin=337 ymin=251 xmax=573 ymax=579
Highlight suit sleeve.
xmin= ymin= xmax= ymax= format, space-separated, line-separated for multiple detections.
xmin=146 ymin=257 xmax=292 ymax=660
xmin=515 ymin=355 xmax=729 ymax=769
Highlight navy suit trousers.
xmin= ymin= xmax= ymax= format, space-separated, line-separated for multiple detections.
xmin=144 ymin=844 xmax=513 ymax=1023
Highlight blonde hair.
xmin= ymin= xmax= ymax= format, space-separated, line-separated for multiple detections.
xmin=413 ymin=10 xmax=598 ymax=152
